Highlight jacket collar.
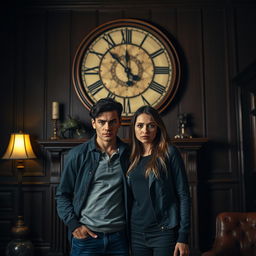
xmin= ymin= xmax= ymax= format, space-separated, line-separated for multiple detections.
xmin=87 ymin=134 xmax=128 ymax=156
xmin=148 ymin=172 xmax=155 ymax=187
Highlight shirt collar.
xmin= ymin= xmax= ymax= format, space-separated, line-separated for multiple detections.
xmin=88 ymin=134 xmax=128 ymax=156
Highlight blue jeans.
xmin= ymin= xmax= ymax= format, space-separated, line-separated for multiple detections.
xmin=70 ymin=230 xmax=129 ymax=256
xmin=131 ymin=228 xmax=178 ymax=256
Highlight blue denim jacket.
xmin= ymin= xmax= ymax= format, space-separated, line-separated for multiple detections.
xmin=127 ymin=145 xmax=191 ymax=243
xmin=55 ymin=135 xmax=129 ymax=240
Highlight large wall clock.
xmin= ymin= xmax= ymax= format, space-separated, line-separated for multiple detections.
xmin=72 ymin=19 xmax=180 ymax=124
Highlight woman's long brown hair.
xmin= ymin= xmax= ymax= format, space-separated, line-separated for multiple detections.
xmin=127 ymin=106 xmax=170 ymax=178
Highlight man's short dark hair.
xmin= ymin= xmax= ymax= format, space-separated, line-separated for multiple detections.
xmin=89 ymin=98 xmax=123 ymax=120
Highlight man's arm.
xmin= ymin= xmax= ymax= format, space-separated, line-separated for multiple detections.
xmin=55 ymin=151 xmax=81 ymax=233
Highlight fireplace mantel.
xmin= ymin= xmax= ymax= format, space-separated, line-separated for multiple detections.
xmin=38 ymin=137 xmax=207 ymax=256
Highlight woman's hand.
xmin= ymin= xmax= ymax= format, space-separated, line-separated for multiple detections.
xmin=173 ymin=242 xmax=189 ymax=256
xmin=72 ymin=225 xmax=97 ymax=239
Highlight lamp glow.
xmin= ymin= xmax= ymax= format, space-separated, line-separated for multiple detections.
xmin=2 ymin=132 xmax=36 ymax=160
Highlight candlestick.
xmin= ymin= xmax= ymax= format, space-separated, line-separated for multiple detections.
xmin=51 ymin=101 xmax=60 ymax=140
xmin=174 ymin=113 xmax=192 ymax=139
xmin=50 ymin=119 xmax=60 ymax=140
xmin=52 ymin=101 xmax=59 ymax=120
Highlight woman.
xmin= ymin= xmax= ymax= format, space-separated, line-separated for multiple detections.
xmin=127 ymin=106 xmax=190 ymax=256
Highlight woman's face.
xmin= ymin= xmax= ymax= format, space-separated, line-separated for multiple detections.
xmin=134 ymin=113 xmax=158 ymax=145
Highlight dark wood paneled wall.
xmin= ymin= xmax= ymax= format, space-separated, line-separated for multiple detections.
xmin=1 ymin=0 xmax=256 ymax=255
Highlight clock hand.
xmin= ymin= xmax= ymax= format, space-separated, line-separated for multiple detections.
xmin=125 ymin=50 xmax=130 ymax=67
xmin=124 ymin=50 xmax=133 ymax=84
xmin=127 ymin=71 xmax=140 ymax=82
xmin=124 ymin=50 xmax=141 ymax=82
xmin=110 ymin=51 xmax=135 ymax=86
xmin=126 ymin=80 xmax=134 ymax=86
xmin=110 ymin=52 xmax=126 ymax=69
xmin=110 ymin=51 xmax=140 ymax=85
xmin=131 ymin=74 xmax=140 ymax=81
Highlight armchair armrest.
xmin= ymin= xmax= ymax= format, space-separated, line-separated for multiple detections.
xmin=202 ymin=236 xmax=240 ymax=256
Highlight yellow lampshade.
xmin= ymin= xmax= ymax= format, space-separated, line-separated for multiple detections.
xmin=2 ymin=132 xmax=36 ymax=160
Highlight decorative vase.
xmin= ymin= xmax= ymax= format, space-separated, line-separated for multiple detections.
xmin=5 ymin=216 xmax=34 ymax=256
xmin=6 ymin=239 xmax=34 ymax=256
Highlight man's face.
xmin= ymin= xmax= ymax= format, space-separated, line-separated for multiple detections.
xmin=91 ymin=111 xmax=121 ymax=143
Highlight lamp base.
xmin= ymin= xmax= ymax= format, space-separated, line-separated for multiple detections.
xmin=6 ymin=239 xmax=34 ymax=256
xmin=5 ymin=216 xmax=34 ymax=256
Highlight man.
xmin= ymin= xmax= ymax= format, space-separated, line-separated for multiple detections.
xmin=56 ymin=98 xmax=129 ymax=256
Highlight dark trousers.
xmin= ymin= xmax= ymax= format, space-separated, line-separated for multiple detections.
xmin=131 ymin=228 xmax=177 ymax=256
xmin=70 ymin=230 xmax=129 ymax=256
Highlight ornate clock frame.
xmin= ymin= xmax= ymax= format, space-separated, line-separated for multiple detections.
xmin=72 ymin=19 xmax=180 ymax=124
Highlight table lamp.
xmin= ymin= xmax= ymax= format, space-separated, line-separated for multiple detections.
xmin=2 ymin=131 xmax=36 ymax=256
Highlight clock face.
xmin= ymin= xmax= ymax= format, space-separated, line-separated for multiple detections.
xmin=73 ymin=19 xmax=180 ymax=124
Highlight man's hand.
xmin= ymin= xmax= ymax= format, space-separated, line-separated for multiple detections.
xmin=173 ymin=242 xmax=189 ymax=256
xmin=72 ymin=225 xmax=98 ymax=239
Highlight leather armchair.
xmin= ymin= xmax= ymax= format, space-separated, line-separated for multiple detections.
xmin=202 ymin=212 xmax=256 ymax=256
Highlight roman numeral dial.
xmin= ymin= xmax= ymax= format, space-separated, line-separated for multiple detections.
xmin=73 ymin=19 xmax=180 ymax=123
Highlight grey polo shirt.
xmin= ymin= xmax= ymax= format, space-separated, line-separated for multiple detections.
xmin=79 ymin=150 xmax=125 ymax=233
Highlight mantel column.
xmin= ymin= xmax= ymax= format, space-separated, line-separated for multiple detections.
xmin=38 ymin=140 xmax=85 ymax=256
xmin=172 ymin=138 xmax=208 ymax=256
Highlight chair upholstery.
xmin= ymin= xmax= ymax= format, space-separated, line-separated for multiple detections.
xmin=202 ymin=212 xmax=256 ymax=256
